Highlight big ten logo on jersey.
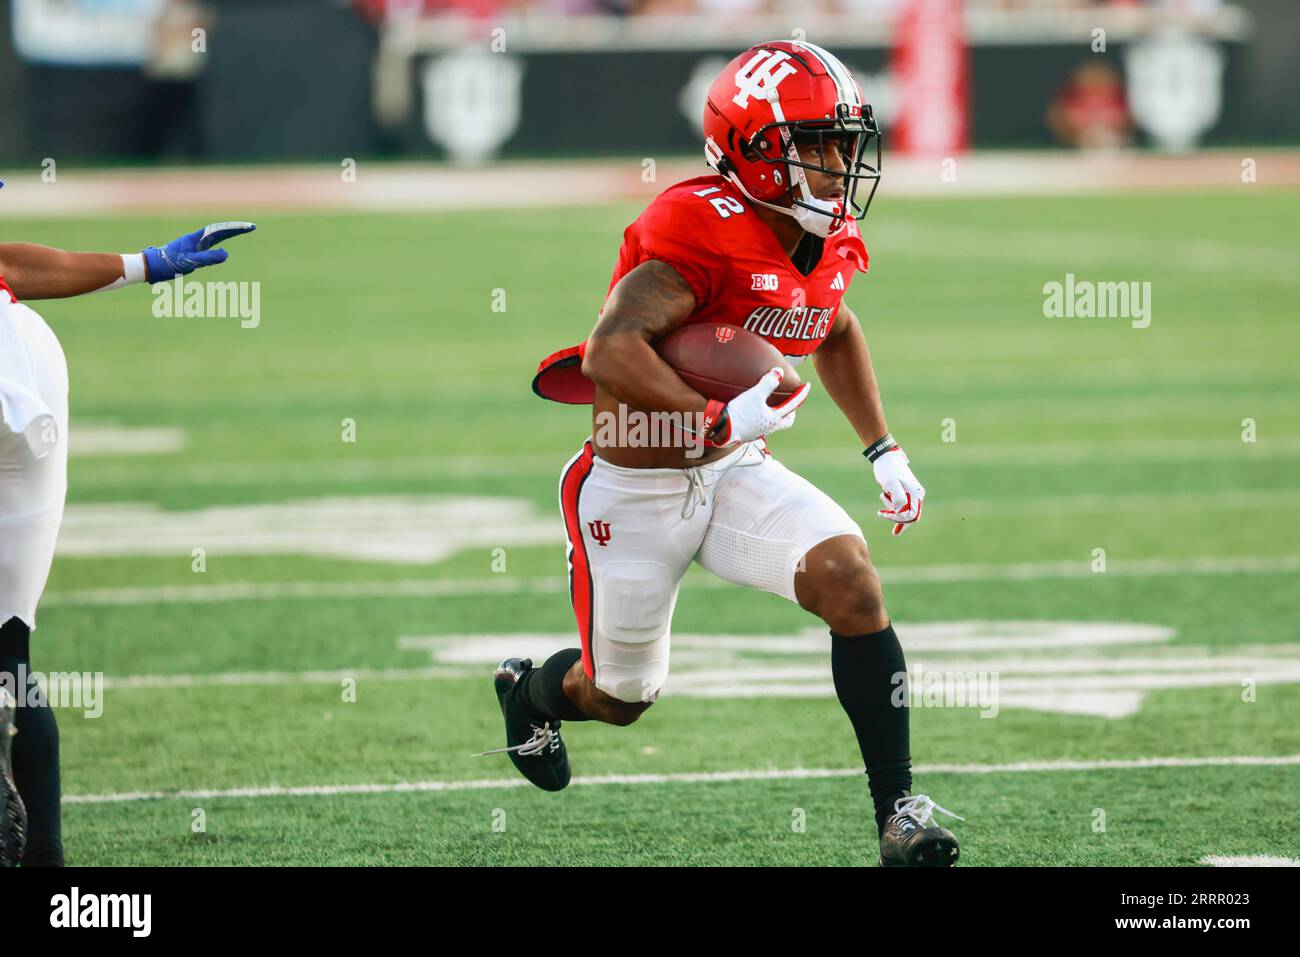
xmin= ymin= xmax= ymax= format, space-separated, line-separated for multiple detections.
xmin=732 ymin=49 xmax=797 ymax=109
xmin=751 ymin=273 xmax=779 ymax=291
xmin=743 ymin=280 xmax=835 ymax=343
xmin=694 ymin=185 xmax=744 ymax=219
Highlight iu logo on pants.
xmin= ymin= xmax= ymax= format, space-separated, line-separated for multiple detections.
xmin=588 ymin=520 xmax=612 ymax=547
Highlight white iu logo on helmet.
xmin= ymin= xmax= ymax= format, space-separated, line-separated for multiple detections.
xmin=732 ymin=49 xmax=798 ymax=109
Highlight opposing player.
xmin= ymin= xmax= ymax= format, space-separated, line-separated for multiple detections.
xmin=0 ymin=195 xmax=255 ymax=866
xmin=481 ymin=42 xmax=961 ymax=866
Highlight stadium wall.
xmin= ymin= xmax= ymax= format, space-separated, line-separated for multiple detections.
xmin=0 ymin=0 xmax=1297 ymax=166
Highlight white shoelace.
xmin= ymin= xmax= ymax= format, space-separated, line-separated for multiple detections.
xmin=680 ymin=445 xmax=766 ymax=520
xmin=891 ymin=794 xmax=964 ymax=827
xmin=475 ymin=722 xmax=559 ymax=758
xmin=681 ymin=467 xmax=708 ymax=519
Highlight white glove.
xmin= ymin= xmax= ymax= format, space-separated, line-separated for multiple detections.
xmin=872 ymin=446 xmax=925 ymax=536
xmin=708 ymin=367 xmax=811 ymax=447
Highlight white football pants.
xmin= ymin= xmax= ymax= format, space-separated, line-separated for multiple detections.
xmin=559 ymin=437 xmax=863 ymax=703
xmin=0 ymin=292 xmax=69 ymax=631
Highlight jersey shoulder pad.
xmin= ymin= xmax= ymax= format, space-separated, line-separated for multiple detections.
xmin=636 ymin=176 xmax=741 ymax=242
xmin=627 ymin=177 xmax=737 ymax=305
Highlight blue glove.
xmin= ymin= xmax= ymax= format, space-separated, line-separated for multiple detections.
xmin=143 ymin=222 xmax=256 ymax=283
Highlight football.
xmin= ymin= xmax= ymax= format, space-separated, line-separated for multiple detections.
xmin=655 ymin=323 xmax=803 ymax=406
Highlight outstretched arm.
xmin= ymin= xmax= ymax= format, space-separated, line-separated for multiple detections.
xmin=0 ymin=222 xmax=256 ymax=301
xmin=0 ymin=244 xmax=133 ymax=300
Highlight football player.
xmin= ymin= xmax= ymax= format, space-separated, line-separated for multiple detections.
xmin=483 ymin=42 xmax=961 ymax=866
xmin=0 ymin=197 xmax=255 ymax=866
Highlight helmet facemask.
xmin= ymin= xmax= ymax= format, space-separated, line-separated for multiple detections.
xmin=737 ymin=103 xmax=882 ymax=238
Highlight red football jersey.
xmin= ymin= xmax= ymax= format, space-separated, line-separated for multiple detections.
xmin=533 ymin=174 xmax=869 ymax=404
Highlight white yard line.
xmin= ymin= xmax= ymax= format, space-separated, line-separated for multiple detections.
xmin=69 ymin=423 xmax=186 ymax=457
xmin=62 ymin=754 xmax=1300 ymax=805
xmin=66 ymin=436 xmax=1300 ymax=488
xmin=39 ymin=554 xmax=1300 ymax=608
xmin=101 ymin=666 xmax=466 ymax=689
xmin=40 ymin=575 xmax=570 ymax=608
xmin=1200 ymin=855 xmax=1300 ymax=867
xmin=103 ymin=657 xmax=1293 ymax=693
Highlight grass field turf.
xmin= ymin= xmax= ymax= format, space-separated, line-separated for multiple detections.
xmin=10 ymin=183 xmax=1300 ymax=865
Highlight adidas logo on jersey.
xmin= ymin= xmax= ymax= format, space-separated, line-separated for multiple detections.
xmin=830 ymin=272 xmax=845 ymax=291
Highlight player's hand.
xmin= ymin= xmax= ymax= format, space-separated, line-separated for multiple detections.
xmin=873 ymin=447 xmax=925 ymax=536
xmin=143 ymin=222 xmax=257 ymax=283
xmin=708 ymin=367 xmax=811 ymax=447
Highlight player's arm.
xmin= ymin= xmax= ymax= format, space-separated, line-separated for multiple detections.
xmin=814 ymin=303 xmax=925 ymax=535
xmin=0 ymin=222 xmax=255 ymax=301
xmin=582 ymin=260 xmax=708 ymax=417
xmin=582 ymin=260 xmax=810 ymax=445
xmin=812 ymin=302 xmax=889 ymax=445
xmin=0 ymin=244 xmax=135 ymax=300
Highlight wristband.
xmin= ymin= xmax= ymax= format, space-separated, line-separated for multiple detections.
xmin=122 ymin=253 xmax=147 ymax=284
xmin=90 ymin=253 xmax=148 ymax=294
xmin=702 ymin=400 xmax=727 ymax=437
xmin=863 ymin=433 xmax=899 ymax=463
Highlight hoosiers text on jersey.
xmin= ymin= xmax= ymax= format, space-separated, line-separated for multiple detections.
xmin=533 ymin=174 xmax=869 ymax=403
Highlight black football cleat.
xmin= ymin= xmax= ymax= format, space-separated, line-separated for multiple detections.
xmin=878 ymin=794 xmax=962 ymax=867
xmin=0 ymin=687 xmax=27 ymax=867
xmin=475 ymin=658 xmax=571 ymax=792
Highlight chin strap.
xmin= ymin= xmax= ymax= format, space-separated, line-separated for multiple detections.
xmin=705 ymin=121 xmax=848 ymax=239
xmin=789 ymin=195 xmax=847 ymax=239
xmin=785 ymin=151 xmax=847 ymax=237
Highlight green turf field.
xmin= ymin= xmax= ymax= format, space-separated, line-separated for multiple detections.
xmin=13 ymin=184 xmax=1300 ymax=865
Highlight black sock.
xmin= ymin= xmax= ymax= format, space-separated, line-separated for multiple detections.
xmin=831 ymin=625 xmax=913 ymax=835
xmin=1 ymin=617 xmax=64 ymax=866
xmin=517 ymin=648 xmax=588 ymax=722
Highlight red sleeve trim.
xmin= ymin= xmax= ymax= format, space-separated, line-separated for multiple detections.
xmin=836 ymin=233 xmax=869 ymax=274
xmin=0 ymin=276 xmax=17 ymax=304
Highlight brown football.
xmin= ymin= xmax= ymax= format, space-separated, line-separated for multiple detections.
xmin=655 ymin=323 xmax=802 ymax=406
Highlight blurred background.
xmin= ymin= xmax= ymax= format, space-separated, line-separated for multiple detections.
xmin=0 ymin=0 xmax=1297 ymax=169
xmin=2 ymin=0 xmax=1298 ymax=865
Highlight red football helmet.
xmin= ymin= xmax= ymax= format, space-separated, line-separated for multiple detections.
xmin=703 ymin=40 xmax=881 ymax=237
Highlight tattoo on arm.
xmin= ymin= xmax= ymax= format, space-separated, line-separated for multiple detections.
xmin=590 ymin=259 xmax=697 ymax=342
